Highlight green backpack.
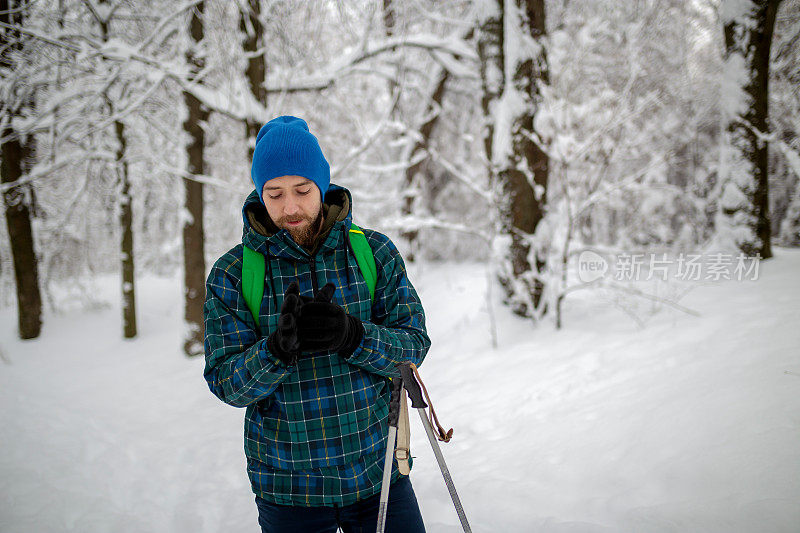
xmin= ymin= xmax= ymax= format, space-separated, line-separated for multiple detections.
xmin=242 ymin=223 xmax=377 ymax=328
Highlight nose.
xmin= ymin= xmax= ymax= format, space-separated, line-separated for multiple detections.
xmin=283 ymin=196 xmax=299 ymax=216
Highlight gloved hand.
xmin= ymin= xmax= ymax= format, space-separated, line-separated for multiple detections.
xmin=266 ymin=282 xmax=303 ymax=365
xmin=297 ymin=283 xmax=364 ymax=358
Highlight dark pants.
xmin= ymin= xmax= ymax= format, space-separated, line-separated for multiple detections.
xmin=255 ymin=476 xmax=426 ymax=533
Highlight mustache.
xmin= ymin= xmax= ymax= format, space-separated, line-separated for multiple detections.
xmin=279 ymin=214 xmax=312 ymax=224
xmin=277 ymin=208 xmax=323 ymax=228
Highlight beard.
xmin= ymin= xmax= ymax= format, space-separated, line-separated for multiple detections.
xmin=278 ymin=208 xmax=323 ymax=248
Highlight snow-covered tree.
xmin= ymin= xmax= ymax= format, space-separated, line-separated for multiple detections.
xmin=526 ymin=0 xmax=727 ymax=328
xmin=770 ymin=0 xmax=800 ymax=245
xmin=715 ymin=0 xmax=783 ymax=259
xmin=477 ymin=0 xmax=550 ymax=318
xmin=3 ymin=0 xmax=796 ymax=342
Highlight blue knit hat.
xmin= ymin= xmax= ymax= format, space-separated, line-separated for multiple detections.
xmin=251 ymin=116 xmax=330 ymax=202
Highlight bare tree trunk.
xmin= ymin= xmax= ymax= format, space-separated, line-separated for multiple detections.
xmin=401 ymin=70 xmax=449 ymax=262
xmin=241 ymin=0 xmax=267 ymax=160
xmin=716 ymin=0 xmax=782 ymax=259
xmin=478 ymin=0 xmax=550 ymax=318
xmin=381 ymin=0 xmax=424 ymax=259
xmin=1 ymin=123 xmax=42 ymax=340
xmin=478 ymin=5 xmax=503 ymax=162
xmin=1 ymin=0 xmax=42 ymax=339
xmin=383 ymin=0 xmax=397 ymax=99
xmin=116 ymin=119 xmax=137 ymax=339
xmin=398 ymin=20 xmax=474 ymax=262
xmin=96 ymin=0 xmax=137 ymax=338
xmin=182 ymin=169 xmax=204 ymax=354
xmin=182 ymin=2 xmax=209 ymax=355
xmin=1 ymin=140 xmax=41 ymax=340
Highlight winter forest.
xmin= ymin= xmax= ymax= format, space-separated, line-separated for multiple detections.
xmin=2 ymin=0 xmax=799 ymax=532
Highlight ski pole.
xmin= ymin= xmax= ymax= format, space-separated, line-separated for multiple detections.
xmin=376 ymin=377 xmax=403 ymax=533
xmin=398 ymin=362 xmax=472 ymax=533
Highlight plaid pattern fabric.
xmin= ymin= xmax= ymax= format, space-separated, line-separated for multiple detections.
xmin=203 ymin=186 xmax=430 ymax=507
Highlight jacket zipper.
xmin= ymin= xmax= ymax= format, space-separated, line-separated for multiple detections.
xmin=308 ymin=254 xmax=319 ymax=294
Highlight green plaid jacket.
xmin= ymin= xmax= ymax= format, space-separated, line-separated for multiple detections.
xmin=203 ymin=185 xmax=430 ymax=506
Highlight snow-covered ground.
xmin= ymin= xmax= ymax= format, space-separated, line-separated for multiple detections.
xmin=1 ymin=249 xmax=799 ymax=533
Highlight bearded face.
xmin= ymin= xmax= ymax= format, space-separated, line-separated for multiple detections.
xmin=262 ymin=175 xmax=324 ymax=248
xmin=277 ymin=207 xmax=323 ymax=247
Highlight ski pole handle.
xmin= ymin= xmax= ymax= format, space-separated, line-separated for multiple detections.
xmin=398 ymin=362 xmax=427 ymax=409
xmin=387 ymin=377 xmax=403 ymax=427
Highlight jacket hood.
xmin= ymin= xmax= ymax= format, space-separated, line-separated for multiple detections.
xmin=241 ymin=183 xmax=353 ymax=258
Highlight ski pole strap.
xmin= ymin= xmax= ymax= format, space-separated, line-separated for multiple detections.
xmin=396 ymin=386 xmax=411 ymax=475
xmin=397 ymin=362 xmax=454 ymax=443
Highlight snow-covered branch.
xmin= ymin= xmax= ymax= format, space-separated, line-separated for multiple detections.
xmin=357 ymin=151 xmax=428 ymax=174
xmin=0 ymin=19 xmax=259 ymax=123
xmin=154 ymin=163 xmax=250 ymax=192
xmin=604 ymin=280 xmax=701 ymax=317
xmin=385 ymin=215 xmax=492 ymax=244
xmin=331 ymin=88 xmax=402 ymax=181
xmin=264 ymin=32 xmax=477 ymax=94
xmin=425 ymin=146 xmax=494 ymax=203
xmin=572 ymin=156 xmax=670 ymax=219
xmin=735 ymin=116 xmax=800 ymax=180
xmin=0 ymin=151 xmax=118 ymax=193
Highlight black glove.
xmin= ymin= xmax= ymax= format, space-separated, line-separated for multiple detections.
xmin=266 ymin=282 xmax=303 ymax=365
xmin=297 ymin=283 xmax=364 ymax=358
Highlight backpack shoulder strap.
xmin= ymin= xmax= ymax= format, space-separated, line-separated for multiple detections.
xmin=348 ymin=223 xmax=377 ymax=301
xmin=241 ymin=244 xmax=265 ymax=328
xmin=241 ymin=227 xmax=376 ymax=329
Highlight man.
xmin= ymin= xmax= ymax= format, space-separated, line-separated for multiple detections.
xmin=203 ymin=115 xmax=430 ymax=532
